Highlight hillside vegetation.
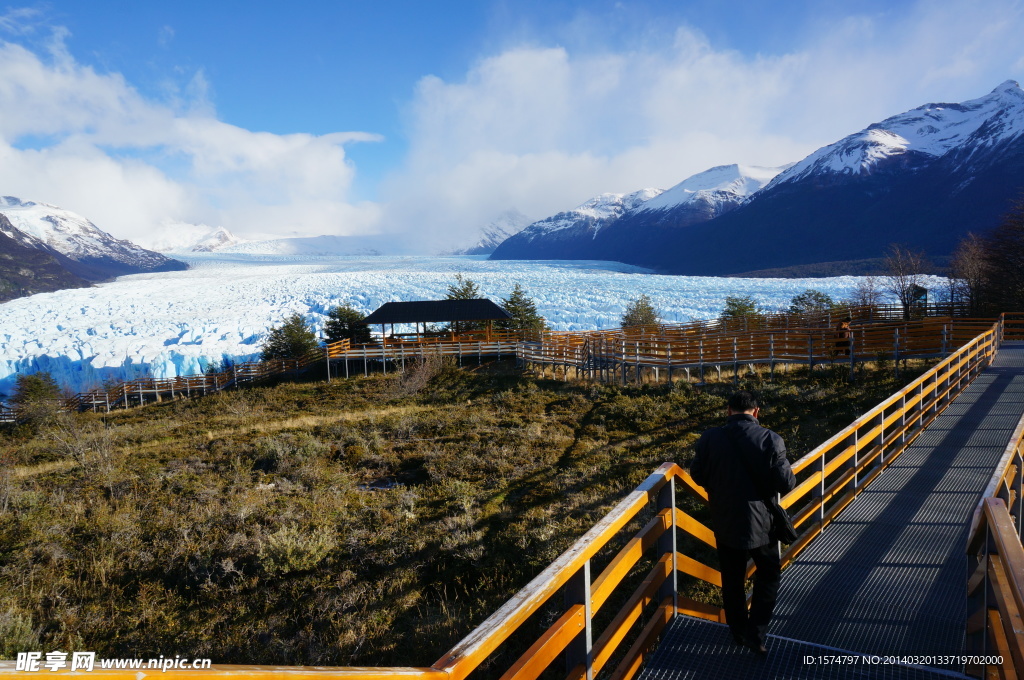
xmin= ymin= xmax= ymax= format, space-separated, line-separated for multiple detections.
xmin=0 ymin=358 xmax=931 ymax=668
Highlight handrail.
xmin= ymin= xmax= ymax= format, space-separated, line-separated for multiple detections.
xmin=965 ymin=404 xmax=1024 ymax=678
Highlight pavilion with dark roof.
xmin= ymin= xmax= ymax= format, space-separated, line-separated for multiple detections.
xmin=361 ymin=299 xmax=511 ymax=342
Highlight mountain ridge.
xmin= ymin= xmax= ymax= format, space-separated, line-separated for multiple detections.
xmin=0 ymin=196 xmax=188 ymax=281
xmin=490 ymin=81 xmax=1024 ymax=275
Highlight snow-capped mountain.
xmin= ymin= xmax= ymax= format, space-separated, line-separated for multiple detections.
xmin=446 ymin=208 xmax=533 ymax=255
xmin=0 ymin=197 xmax=187 ymax=281
xmin=148 ymin=223 xmax=249 ymax=253
xmin=771 ymin=80 xmax=1024 ymax=187
xmin=491 ymin=166 xmax=783 ymax=260
xmin=637 ymin=164 xmax=785 ymax=214
xmin=489 ymin=189 xmax=662 ymax=259
xmin=496 ymin=81 xmax=1024 ymax=276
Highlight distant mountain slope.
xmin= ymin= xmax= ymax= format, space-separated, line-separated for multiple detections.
xmin=0 ymin=215 xmax=91 ymax=303
xmin=0 ymin=196 xmax=187 ymax=280
xmin=492 ymin=81 xmax=1024 ymax=275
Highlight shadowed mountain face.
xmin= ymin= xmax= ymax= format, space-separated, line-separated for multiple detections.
xmin=0 ymin=216 xmax=91 ymax=303
xmin=491 ymin=81 xmax=1024 ymax=275
xmin=598 ymin=135 xmax=1024 ymax=275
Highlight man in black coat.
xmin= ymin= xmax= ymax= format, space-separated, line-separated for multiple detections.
xmin=690 ymin=390 xmax=795 ymax=654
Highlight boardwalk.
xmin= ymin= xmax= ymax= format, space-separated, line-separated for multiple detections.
xmin=637 ymin=341 xmax=1024 ymax=679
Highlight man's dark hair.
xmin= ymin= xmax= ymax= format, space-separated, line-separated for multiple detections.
xmin=728 ymin=390 xmax=759 ymax=413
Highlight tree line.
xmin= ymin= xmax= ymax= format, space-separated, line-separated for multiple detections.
xmin=618 ymin=198 xmax=1024 ymax=327
xmin=260 ymin=276 xmax=547 ymax=361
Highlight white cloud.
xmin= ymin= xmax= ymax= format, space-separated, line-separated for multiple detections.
xmin=383 ymin=0 xmax=1024 ymax=252
xmin=0 ymin=32 xmax=383 ymax=245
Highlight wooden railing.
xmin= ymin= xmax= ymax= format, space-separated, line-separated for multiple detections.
xmin=1000 ymin=312 xmax=1024 ymax=341
xmin=966 ymin=411 xmax=1024 ymax=677
xmin=521 ymin=316 xmax=996 ymax=384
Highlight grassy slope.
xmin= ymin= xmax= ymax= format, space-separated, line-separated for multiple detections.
xmin=0 ymin=359 xmax=927 ymax=667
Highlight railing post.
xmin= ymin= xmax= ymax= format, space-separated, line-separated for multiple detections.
xmin=893 ymin=328 xmax=900 ymax=379
xmin=808 ymin=333 xmax=814 ymax=372
xmin=769 ymin=334 xmax=775 ymax=380
xmin=817 ymin=452 xmax=826 ymax=529
xmin=667 ymin=343 xmax=673 ymax=384
xmin=635 ymin=340 xmax=640 ymax=384
xmin=657 ymin=477 xmax=678 ymax=615
xmin=699 ymin=339 xmax=705 ymax=383
xmin=621 ymin=339 xmax=627 ymax=386
xmin=873 ymin=410 xmax=885 ymax=466
xmin=564 ymin=560 xmax=594 ymax=680
xmin=733 ymin=337 xmax=739 ymax=386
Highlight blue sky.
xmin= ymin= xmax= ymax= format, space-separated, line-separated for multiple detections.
xmin=0 ymin=0 xmax=1022 ymax=250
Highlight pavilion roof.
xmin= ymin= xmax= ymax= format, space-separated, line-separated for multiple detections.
xmin=361 ymin=299 xmax=511 ymax=325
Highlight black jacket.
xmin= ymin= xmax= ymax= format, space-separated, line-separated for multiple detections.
xmin=690 ymin=413 xmax=796 ymax=549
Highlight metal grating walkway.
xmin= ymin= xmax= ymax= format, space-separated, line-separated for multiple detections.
xmin=641 ymin=615 xmax=968 ymax=679
xmin=639 ymin=341 xmax=1024 ymax=679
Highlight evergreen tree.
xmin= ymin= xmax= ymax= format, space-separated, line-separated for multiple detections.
xmin=720 ymin=295 xmax=763 ymax=320
xmin=324 ymin=303 xmax=371 ymax=345
xmin=621 ymin=295 xmax=659 ymax=328
xmin=788 ymin=289 xmax=835 ymax=315
xmin=445 ymin=274 xmax=484 ymax=333
xmin=10 ymin=372 xmax=63 ymax=429
xmin=497 ymin=284 xmax=546 ymax=331
xmin=445 ymin=274 xmax=481 ymax=300
xmin=261 ymin=314 xmax=320 ymax=361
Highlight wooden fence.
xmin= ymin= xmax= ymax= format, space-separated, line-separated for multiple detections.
xmin=520 ymin=316 xmax=999 ymax=384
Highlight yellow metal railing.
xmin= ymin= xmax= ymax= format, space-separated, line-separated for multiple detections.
xmin=966 ymin=411 xmax=1024 ymax=677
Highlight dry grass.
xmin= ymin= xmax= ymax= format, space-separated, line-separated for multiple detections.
xmin=0 ymin=358 xmax=933 ymax=669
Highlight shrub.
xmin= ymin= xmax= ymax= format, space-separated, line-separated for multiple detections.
xmin=788 ymin=289 xmax=835 ymax=315
xmin=259 ymin=525 xmax=336 ymax=575
xmin=621 ymin=295 xmax=659 ymax=328
xmin=9 ymin=372 xmax=63 ymax=430
xmin=0 ymin=609 xmax=40 ymax=657
xmin=720 ymin=295 xmax=763 ymax=320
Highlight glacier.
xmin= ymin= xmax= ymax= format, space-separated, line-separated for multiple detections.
xmin=0 ymin=253 xmax=933 ymax=397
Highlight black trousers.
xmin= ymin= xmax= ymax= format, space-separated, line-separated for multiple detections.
xmin=717 ymin=541 xmax=781 ymax=643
